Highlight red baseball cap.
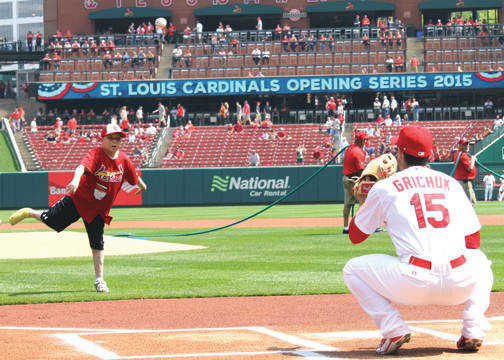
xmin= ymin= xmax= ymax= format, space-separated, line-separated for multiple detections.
xmin=458 ymin=137 xmax=469 ymax=145
xmin=354 ymin=130 xmax=369 ymax=140
xmin=101 ymin=124 xmax=125 ymax=138
xmin=396 ymin=125 xmax=433 ymax=158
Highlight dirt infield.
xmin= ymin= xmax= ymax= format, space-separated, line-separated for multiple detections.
xmin=0 ymin=214 xmax=502 ymax=231
xmin=1 ymin=293 xmax=503 ymax=359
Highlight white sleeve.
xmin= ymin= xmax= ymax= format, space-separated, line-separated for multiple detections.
xmin=354 ymin=185 xmax=387 ymax=235
xmin=454 ymin=181 xmax=481 ymax=235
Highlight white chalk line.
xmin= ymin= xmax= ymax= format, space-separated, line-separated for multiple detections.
xmin=51 ymin=326 xmax=339 ymax=360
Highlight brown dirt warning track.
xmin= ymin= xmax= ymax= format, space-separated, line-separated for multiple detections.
xmin=1 ymin=215 xmax=503 ymax=359
xmin=0 ymin=214 xmax=502 ymax=230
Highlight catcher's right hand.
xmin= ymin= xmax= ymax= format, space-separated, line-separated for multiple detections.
xmin=353 ymin=153 xmax=397 ymax=204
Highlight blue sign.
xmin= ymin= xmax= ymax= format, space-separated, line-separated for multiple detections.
xmin=38 ymin=72 xmax=504 ymax=100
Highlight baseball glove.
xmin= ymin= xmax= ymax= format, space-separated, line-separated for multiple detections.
xmin=353 ymin=153 xmax=397 ymax=203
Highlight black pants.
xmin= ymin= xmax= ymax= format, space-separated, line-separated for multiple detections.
xmin=41 ymin=195 xmax=105 ymax=250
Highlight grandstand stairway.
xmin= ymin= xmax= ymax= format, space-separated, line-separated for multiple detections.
xmin=15 ymin=132 xmax=38 ymax=170
xmin=406 ymin=37 xmax=424 ymax=71
xmin=157 ymin=44 xmax=175 ymax=79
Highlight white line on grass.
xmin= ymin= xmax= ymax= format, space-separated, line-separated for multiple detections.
xmin=53 ymin=333 xmax=120 ymax=360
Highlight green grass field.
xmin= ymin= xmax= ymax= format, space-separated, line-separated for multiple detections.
xmin=0 ymin=203 xmax=502 ymax=305
xmin=0 ymin=131 xmax=20 ymax=173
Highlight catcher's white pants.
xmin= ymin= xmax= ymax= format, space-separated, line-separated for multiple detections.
xmin=484 ymin=186 xmax=493 ymax=201
xmin=499 ymin=186 xmax=504 ymax=201
xmin=343 ymin=250 xmax=493 ymax=340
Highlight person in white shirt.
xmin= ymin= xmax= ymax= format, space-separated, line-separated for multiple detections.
xmin=498 ymin=170 xmax=504 ymax=201
xmin=393 ymin=114 xmax=402 ymax=126
xmin=252 ymin=48 xmax=261 ymax=65
xmin=390 ymin=96 xmax=398 ymax=116
xmin=382 ymin=95 xmax=390 ymax=116
xmin=195 ymin=20 xmax=203 ymax=43
xmin=172 ymin=47 xmax=182 ymax=67
xmin=373 ymin=97 xmax=381 ymax=116
xmin=146 ymin=123 xmax=157 ymax=135
xmin=256 ymin=17 xmax=263 ymax=31
xmin=136 ymin=106 xmax=143 ymax=123
xmin=248 ymin=151 xmax=260 ymax=166
xmin=384 ymin=115 xmax=393 ymax=126
xmin=482 ymin=171 xmax=496 ymax=201
xmin=128 ymin=132 xmax=136 ymax=143
xmin=366 ymin=124 xmax=374 ymax=137
xmin=344 ymin=125 xmax=493 ymax=355
xmin=30 ymin=118 xmax=38 ymax=133
xmin=493 ymin=115 xmax=503 ymax=131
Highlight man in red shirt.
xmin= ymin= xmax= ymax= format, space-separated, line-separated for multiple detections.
xmin=342 ymin=130 xmax=368 ymax=233
xmin=8 ymin=124 xmax=147 ymax=292
xmin=67 ymin=116 xmax=78 ymax=134
xmin=453 ymin=137 xmax=477 ymax=205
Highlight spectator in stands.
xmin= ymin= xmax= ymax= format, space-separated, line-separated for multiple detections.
xmin=138 ymin=48 xmax=146 ymax=66
xmin=176 ymin=104 xmax=185 ymax=126
xmin=41 ymin=53 xmax=51 ymax=70
xmin=262 ymin=48 xmax=270 ymax=65
xmin=67 ymin=116 xmax=77 ymax=134
xmin=112 ymin=51 xmax=122 ymax=69
xmin=410 ymin=55 xmax=419 ymax=72
xmin=184 ymin=49 xmax=192 ymax=67
xmin=389 ymin=95 xmax=398 ymax=117
xmin=152 ymin=102 xmax=165 ymax=125
xmin=248 ymin=151 xmax=260 ymax=166
xmin=385 ymin=56 xmax=394 ymax=72
xmin=484 ymin=98 xmax=494 ymax=117
xmin=195 ymin=20 xmax=203 ymax=43
xmin=167 ymin=22 xmax=176 ymax=44
xmin=121 ymin=115 xmax=131 ymax=132
xmin=493 ymin=115 xmax=503 ymax=131
xmin=52 ymin=52 xmax=61 ymax=69
xmin=30 ymin=117 xmax=38 ymax=133
xmin=296 ymin=144 xmax=306 ymax=164
xmin=45 ymin=130 xmax=57 ymax=143
xmin=282 ymin=35 xmax=290 ymax=52
xmin=361 ymin=15 xmax=371 ymax=36
xmin=412 ymin=98 xmax=420 ymax=121
xmin=146 ymin=123 xmax=157 ymax=136
xmin=172 ymin=46 xmax=182 ymax=67
xmin=252 ymin=47 xmax=261 ymax=65
xmin=233 ymin=120 xmax=243 ymax=134
xmin=136 ymin=106 xmax=143 ymax=124
xmin=35 ymin=31 xmax=43 ymax=51
xmin=373 ymin=97 xmax=381 ymax=116
xmin=256 ymin=17 xmax=263 ymax=31
xmin=394 ymin=55 xmax=405 ymax=72
xmin=27 ymin=31 xmax=34 ymax=51
xmin=103 ymin=51 xmax=113 ymax=70
xmin=362 ymin=33 xmax=370 ymax=49
xmin=71 ymin=39 xmax=80 ymax=57
xmin=235 ymin=102 xmax=242 ymax=123
xmin=243 ymin=100 xmax=251 ymax=124
xmin=218 ymin=48 xmax=227 ymax=65
xmin=382 ymin=95 xmax=390 ymax=116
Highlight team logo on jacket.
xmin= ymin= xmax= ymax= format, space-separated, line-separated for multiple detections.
xmin=95 ymin=164 xmax=123 ymax=183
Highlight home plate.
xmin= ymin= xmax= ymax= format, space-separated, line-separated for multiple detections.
xmin=0 ymin=231 xmax=206 ymax=259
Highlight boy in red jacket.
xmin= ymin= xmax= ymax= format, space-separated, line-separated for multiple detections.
xmin=9 ymin=124 xmax=147 ymax=292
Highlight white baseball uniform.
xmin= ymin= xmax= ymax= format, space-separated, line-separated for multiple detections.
xmin=482 ymin=174 xmax=495 ymax=201
xmin=344 ymin=166 xmax=493 ymax=340
xmin=498 ymin=176 xmax=504 ymax=202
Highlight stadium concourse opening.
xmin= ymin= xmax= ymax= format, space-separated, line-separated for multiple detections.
xmin=194 ymin=4 xmax=282 ymax=31
xmin=88 ymin=7 xmax=173 ymax=34
xmin=306 ymin=0 xmax=395 ymax=28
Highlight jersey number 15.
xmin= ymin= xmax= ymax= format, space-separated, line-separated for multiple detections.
xmin=410 ymin=193 xmax=450 ymax=228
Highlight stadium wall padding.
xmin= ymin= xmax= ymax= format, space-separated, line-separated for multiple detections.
xmin=0 ymin=172 xmax=48 ymax=209
xmin=0 ymin=163 xmax=483 ymax=209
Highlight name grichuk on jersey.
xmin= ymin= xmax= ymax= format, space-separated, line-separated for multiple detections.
xmin=354 ymin=166 xmax=480 ymax=263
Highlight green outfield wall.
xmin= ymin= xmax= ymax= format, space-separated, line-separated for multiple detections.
xmin=0 ymin=163 xmax=457 ymax=209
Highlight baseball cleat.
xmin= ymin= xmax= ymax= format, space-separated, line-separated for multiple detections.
xmin=8 ymin=208 xmax=32 ymax=226
xmin=94 ymin=279 xmax=109 ymax=293
xmin=342 ymin=229 xmax=349 ymax=234
xmin=457 ymin=336 xmax=482 ymax=352
xmin=376 ymin=333 xmax=411 ymax=355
